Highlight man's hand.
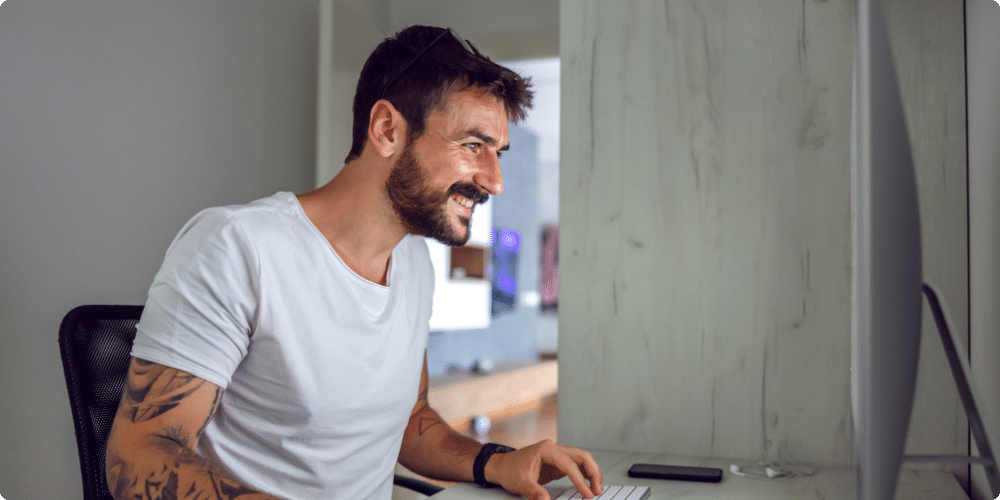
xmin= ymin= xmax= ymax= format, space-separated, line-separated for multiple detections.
xmin=399 ymin=354 xmax=603 ymax=499
xmin=484 ymin=440 xmax=604 ymax=500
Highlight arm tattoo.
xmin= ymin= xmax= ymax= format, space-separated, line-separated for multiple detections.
xmin=122 ymin=359 xmax=205 ymax=423
xmin=107 ymin=440 xmax=273 ymax=500
xmin=163 ymin=423 xmax=191 ymax=449
xmin=195 ymin=388 xmax=222 ymax=440
xmin=211 ymin=470 xmax=262 ymax=499
xmin=418 ymin=417 xmax=443 ymax=436
xmin=109 ymin=362 xmax=268 ymax=499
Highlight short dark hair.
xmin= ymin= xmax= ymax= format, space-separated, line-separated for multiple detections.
xmin=345 ymin=26 xmax=534 ymax=163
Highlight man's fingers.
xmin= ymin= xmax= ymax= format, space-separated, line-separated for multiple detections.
xmin=548 ymin=446 xmax=603 ymax=497
xmin=538 ymin=463 xmax=566 ymax=484
xmin=527 ymin=483 xmax=551 ymax=500
xmin=577 ymin=452 xmax=603 ymax=495
xmin=551 ymin=453 xmax=595 ymax=498
xmin=493 ymin=441 xmax=605 ymax=500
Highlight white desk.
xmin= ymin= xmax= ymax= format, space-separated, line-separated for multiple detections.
xmin=427 ymin=450 xmax=968 ymax=500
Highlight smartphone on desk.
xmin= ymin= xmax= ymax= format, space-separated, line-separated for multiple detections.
xmin=628 ymin=463 xmax=723 ymax=483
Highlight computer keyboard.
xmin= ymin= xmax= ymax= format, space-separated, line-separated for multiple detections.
xmin=552 ymin=485 xmax=650 ymax=500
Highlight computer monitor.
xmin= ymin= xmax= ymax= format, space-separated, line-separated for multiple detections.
xmin=853 ymin=0 xmax=923 ymax=499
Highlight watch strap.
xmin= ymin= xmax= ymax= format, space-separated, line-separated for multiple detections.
xmin=473 ymin=442 xmax=516 ymax=487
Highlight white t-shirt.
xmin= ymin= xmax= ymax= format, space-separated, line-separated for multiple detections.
xmin=132 ymin=192 xmax=434 ymax=500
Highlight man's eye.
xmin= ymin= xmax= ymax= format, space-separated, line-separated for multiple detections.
xmin=464 ymin=143 xmax=482 ymax=154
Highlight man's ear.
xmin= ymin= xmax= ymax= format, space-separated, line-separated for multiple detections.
xmin=368 ymin=100 xmax=407 ymax=158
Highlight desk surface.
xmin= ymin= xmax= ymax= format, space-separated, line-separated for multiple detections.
xmin=427 ymin=450 xmax=968 ymax=500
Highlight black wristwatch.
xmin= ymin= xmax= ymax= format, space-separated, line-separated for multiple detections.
xmin=473 ymin=442 xmax=516 ymax=487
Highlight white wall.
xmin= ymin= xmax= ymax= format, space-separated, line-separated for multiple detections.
xmin=0 ymin=1 xmax=318 ymax=498
xmin=558 ymin=0 xmax=967 ymax=470
xmin=967 ymin=2 xmax=1000 ymax=498
xmin=315 ymin=0 xmax=389 ymax=184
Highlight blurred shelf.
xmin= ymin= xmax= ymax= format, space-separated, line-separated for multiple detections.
xmin=428 ymin=360 xmax=558 ymax=433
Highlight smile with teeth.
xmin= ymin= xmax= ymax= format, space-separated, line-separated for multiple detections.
xmin=452 ymin=194 xmax=475 ymax=209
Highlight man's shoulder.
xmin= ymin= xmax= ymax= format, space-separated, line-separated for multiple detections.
xmin=163 ymin=192 xmax=299 ymax=259
xmin=183 ymin=192 xmax=299 ymax=236
xmin=216 ymin=191 xmax=299 ymax=226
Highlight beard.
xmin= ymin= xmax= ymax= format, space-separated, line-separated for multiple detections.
xmin=385 ymin=143 xmax=489 ymax=246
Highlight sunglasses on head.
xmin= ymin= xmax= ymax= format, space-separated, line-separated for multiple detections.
xmin=381 ymin=28 xmax=476 ymax=100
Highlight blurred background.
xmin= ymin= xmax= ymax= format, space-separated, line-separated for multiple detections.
xmin=2 ymin=1 xmax=999 ymax=499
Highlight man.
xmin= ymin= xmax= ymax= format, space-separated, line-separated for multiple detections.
xmin=105 ymin=25 xmax=603 ymax=500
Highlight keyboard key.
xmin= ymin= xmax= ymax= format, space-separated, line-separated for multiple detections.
xmin=626 ymin=488 xmax=648 ymax=500
xmin=553 ymin=485 xmax=650 ymax=500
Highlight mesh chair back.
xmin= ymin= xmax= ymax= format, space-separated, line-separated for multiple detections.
xmin=59 ymin=305 xmax=143 ymax=500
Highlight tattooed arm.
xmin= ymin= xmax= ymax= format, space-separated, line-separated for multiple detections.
xmin=396 ymin=352 xmax=483 ymax=484
xmin=105 ymin=357 xmax=288 ymax=500
xmin=396 ymin=353 xmax=603 ymax=500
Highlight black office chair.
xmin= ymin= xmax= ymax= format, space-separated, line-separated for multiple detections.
xmin=59 ymin=304 xmax=444 ymax=499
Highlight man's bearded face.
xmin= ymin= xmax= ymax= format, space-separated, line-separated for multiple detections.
xmin=385 ymin=142 xmax=489 ymax=246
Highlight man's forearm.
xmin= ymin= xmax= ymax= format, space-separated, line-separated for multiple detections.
xmin=106 ymin=435 xmax=287 ymax=500
xmin=398 ymin=404 xmax=487 ymax=483
xmin=399 ymin=403 xmax=605 ymax=500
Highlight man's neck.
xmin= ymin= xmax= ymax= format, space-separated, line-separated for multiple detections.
xmin=296 ymin=158 xmax=406 ymax=286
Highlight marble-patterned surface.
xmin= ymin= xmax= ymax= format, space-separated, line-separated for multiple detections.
xmin=557 ymin=0 xmax=967 ymax=470
xmin=558 ymin=0 xmax=856 ymax=465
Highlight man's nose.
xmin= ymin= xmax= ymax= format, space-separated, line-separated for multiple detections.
xmin=474 ymin=152 xmax=503 ymax=196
